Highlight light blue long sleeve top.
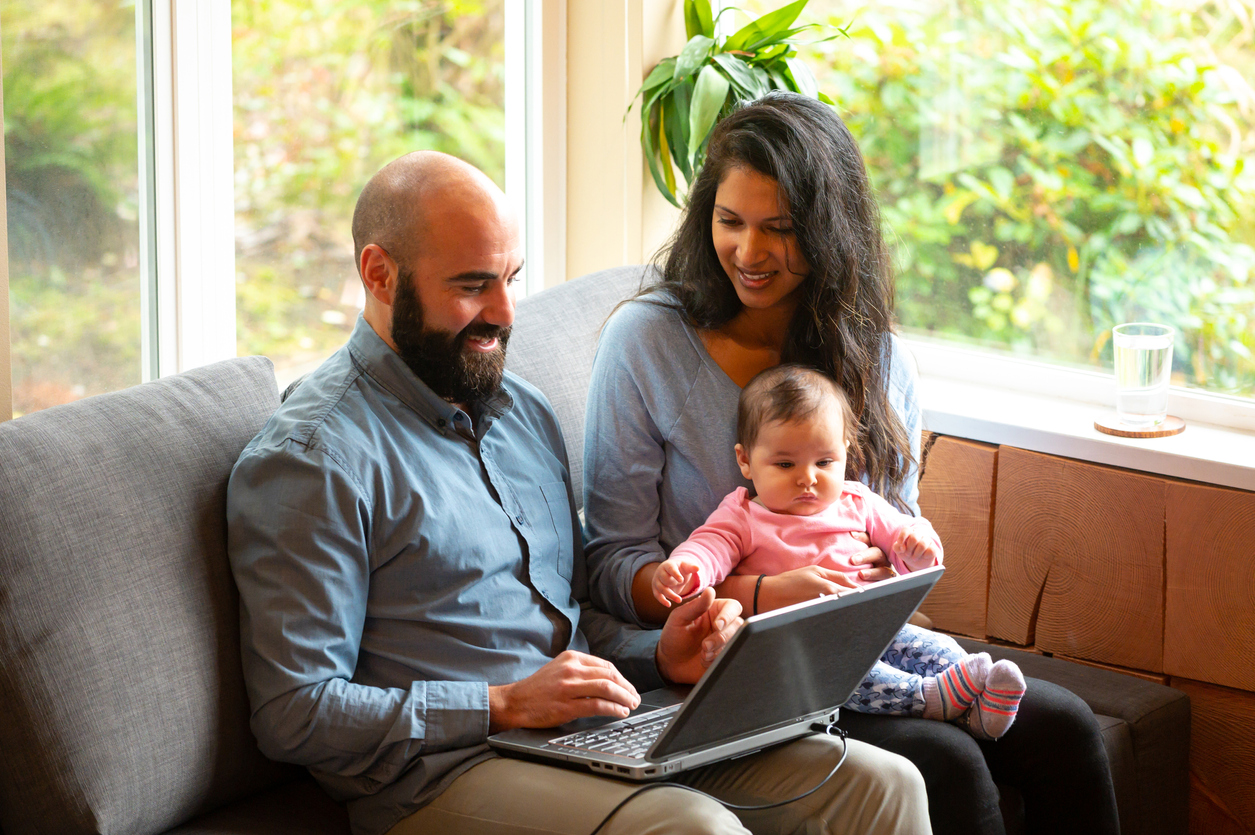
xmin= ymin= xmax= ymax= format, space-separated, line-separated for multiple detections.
xmin=582 ymin=296 xmax=922 ymax=627
xmin=227 ymin=317 xmax=663 ymax=835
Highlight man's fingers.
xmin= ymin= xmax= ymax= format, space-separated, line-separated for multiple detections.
xmin=669 ymin=586 xmax=716 ymax=624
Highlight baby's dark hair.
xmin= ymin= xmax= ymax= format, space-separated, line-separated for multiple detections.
xmin=737 ymin=364 xmax=862 ymax=471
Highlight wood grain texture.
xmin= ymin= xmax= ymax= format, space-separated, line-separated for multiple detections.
xmin=1190 ymin=774 xmax=1251 ymax=835
xmin=1174 ymin=678 xmax=1255 ymax=832
xmin=917 ymin=435 xmax=996 ymax=638
xmin=1165 ymin=481 xmax=1255 ymax=692
xmin=988 ymin=447 xmax=1165 ymax=671
xmin=1054 ymin=653 xmax=1169 ymax=685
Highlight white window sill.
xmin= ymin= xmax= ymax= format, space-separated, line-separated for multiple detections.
xmin=906 ymin=339 xmax=1255 ymax=493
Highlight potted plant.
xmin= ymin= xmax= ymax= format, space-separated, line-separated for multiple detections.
xmin=631 ymin=0 xmax=842 ymax=206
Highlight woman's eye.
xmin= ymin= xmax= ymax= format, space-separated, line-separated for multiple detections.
xmin=716 ymin=217 xmax=740 ymax=227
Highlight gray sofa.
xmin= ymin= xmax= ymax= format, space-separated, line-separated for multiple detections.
xmin=0 ymin=264 xmax=1188 ymax=834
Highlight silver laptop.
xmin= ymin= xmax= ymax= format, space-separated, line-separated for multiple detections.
xmin=489 ymin=564 xmax=944 ymax=781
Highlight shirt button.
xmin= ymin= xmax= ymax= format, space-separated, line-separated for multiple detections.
xmin=437 ymin=419 xmax=446 ymax=428
xmin=515 ymin=514 xmax=525 ymax=525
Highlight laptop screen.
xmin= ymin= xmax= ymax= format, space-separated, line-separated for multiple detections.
xmin=651 ymin=567 xmax=942 ymax=759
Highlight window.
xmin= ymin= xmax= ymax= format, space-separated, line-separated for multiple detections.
xmin=2 ymin=0 xmax=142 ymax=417
xmin=4 ymin=0 xmax=524 ymax=417
xmin=744 ymin=0 xmax=1255 ymax=406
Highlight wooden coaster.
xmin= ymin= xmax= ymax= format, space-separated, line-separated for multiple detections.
xmin=1094 ymin=414 xmax=1185 ymax=438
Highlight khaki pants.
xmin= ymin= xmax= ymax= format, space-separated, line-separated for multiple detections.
xmin=386 ymin=734 xmax=931 ymax=835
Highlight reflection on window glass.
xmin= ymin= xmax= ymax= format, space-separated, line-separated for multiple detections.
xmin=232 ymin=0 xmax=506 ymax=387
xmin=747 ymin=0 xmax=1255 ymax=400
xmin=2 ymin=0 xmax=141 ymax=418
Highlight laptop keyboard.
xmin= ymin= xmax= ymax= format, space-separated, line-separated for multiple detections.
xmin=549 ymin=704 xmax=681 ymax=759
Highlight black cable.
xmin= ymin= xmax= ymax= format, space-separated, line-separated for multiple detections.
xmin=588 ymin=724 xmax=849 ymax=835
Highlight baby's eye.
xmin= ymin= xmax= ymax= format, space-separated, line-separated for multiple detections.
xmin=817 ymin=459 xmax=834 ymax=467
xmin=775 ymin=462 xmax=793 ymax=469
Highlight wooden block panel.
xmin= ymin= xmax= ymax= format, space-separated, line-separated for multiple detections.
xmin=1190 ymin=774 xmax=1251 ymax=835
xmin=917 ymin=435 xmax=996 ymax=638
xmin=1054 ymin=653 xmax=1169 ymax=685
xmin=988 ymin=447 xmax=1165 ymax=671
xmin=1174 ymin=678 xmax=1255 ymax=832
xmin=1165 ymin=481 xmax=1255 ymax=692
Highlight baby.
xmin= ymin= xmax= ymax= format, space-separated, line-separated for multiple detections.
xmin=633 ymin=364 xmax=1026 ymax=740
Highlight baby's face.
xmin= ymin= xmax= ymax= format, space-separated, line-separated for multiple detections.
xmin=736 ymin=403 xmax=847 ymax=516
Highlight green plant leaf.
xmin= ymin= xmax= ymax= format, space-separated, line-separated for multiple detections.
xmin=684 ymin=0 xmax=714 ymax=40
xmin=712 ymin=53 xmax=767 ymax=99
xmin=641 ymin=58 xmax=676 ymax=93
xmin=674 ymin=34 xmax=715 ymax=81
xmin=725 ymin=0 xmax=809 ymax=53
xmin=657 ymin=104 xmax=679 ymax=201
xmin=688 ymin=63 xmax=731 ymax=164
xmin=664 ymin=81 xmax=694 ymax=182
xmin=641 ymin=111 xmax=679 ymax=207
xmin=785 ymin=56 xmax=819 ymax=99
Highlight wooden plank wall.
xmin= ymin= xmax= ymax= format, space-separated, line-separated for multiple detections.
xmin=916 ymin=435 xmax=1255 ymax=835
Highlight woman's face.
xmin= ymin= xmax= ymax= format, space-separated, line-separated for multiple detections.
xmin=712 ymin=166 xmax=810 ymax=314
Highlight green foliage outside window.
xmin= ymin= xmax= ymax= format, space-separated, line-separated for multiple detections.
xmin=232 ymin=0 xmax=506 ymax=373
xmin=799 ymin=0 xmax=1255 ymax=396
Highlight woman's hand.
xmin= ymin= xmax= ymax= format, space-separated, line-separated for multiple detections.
xmin=848 ymin=532 xmax=896 ymax=582
xmin=755 ymin=565 xmax=860 ymax=612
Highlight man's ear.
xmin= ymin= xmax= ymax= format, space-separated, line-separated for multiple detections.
xmin=735 ymin=444 xmax=753 ymax=480
xmin=359 ymin=244 xmax=398 ymax=306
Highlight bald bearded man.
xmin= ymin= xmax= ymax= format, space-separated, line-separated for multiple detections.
xmin=226 ymin=152 xmax=930 ymax=835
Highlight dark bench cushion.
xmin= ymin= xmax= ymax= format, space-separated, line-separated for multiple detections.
xmin=959 ymin=639 xmax=1190 ymax=835
xmin=0 ymin=358 xmax=295 ymax=835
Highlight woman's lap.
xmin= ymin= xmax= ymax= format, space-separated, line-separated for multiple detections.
xmin=837 ymin=676 xmax=1120 ymax=835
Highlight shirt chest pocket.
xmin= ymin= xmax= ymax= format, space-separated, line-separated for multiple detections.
xmin=519 ymin=480 xmax=576 ymax=583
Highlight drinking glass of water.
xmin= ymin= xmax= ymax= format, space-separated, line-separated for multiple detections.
xmin=1112 ymin=323 xmax=1174 ymax=428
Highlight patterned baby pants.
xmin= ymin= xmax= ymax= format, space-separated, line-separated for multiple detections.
xmin=841 ymin=623 xmax=968 ymax=716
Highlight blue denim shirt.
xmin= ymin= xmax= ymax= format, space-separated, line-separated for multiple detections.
xmin=227 ymin=317 xmax=662 ymax=835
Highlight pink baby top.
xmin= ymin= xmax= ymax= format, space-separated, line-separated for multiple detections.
xmin=669 ymin=484 xmax=943 ymax=590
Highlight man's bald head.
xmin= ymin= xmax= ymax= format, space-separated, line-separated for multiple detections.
xmin=351 ymin=151 xmax=502 ymax=275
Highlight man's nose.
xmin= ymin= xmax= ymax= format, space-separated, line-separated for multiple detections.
xmin=482 ymin=279 xmax=516 ymax=327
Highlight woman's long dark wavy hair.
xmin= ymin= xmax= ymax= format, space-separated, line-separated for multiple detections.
xmin=646 ymin=91 xmax=915 ymax=509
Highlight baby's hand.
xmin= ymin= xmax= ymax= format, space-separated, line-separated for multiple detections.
xmin=653 ymin=557 xmax=703 ymax=607
xmin=891 ymin=526 xmax=941 ymax=573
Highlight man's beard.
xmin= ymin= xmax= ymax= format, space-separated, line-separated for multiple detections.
xmin=390 ymin=268 xmax=511 ymax=404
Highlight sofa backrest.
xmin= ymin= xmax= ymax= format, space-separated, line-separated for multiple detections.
xmin=0 ymin=358 xmax=292 ymax=835
xmin=507 ymin=264 xmax=650 ymax=509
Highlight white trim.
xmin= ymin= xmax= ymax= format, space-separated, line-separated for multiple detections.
xmin=146 ymin=0 xmax=236 ymax=377
xmin=907 ymin=338 xmax=1255 ymax=492
xmin=506 ymin=0 xmax=566 ymax=294
xmin=908 ymin=337 xmax=1255 ymax=433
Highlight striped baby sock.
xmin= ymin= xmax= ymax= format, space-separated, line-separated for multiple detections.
xmin=965 ymin=659 xmax=1027 ymax=740
xmin=921 ymin=652 xmax=991 ymax=720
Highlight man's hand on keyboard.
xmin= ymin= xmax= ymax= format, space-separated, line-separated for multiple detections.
xmin=488 ymin=650 xmax=642 ymax=732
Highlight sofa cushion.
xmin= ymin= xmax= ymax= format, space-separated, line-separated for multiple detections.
xmin=508 ymin=264 xmax=651 ymax=509
xmin=0 ymin=358 xmax=293 ymax=835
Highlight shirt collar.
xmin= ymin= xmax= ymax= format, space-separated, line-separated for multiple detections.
xmin=345 ymin=315 xmax=513 ymax=436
